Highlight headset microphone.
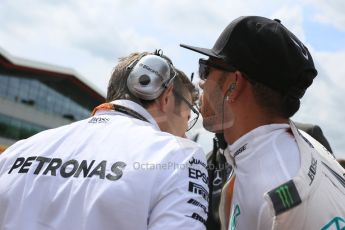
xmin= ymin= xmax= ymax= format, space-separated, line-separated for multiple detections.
xmin=228 ymin=82 xmax=236 ymax=93
xmin=225 ymin=82 xmax=236 ymax=101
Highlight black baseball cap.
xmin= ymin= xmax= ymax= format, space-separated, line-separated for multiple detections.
xmin=181 ymin=16 xmax=318 ymax=98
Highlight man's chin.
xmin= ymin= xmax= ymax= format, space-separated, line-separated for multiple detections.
xmin=202 ymin=119 xmax=223 ymax=133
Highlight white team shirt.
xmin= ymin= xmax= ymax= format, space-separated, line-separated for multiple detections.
xmin=0 ymin=100 xmax=209 ymax=230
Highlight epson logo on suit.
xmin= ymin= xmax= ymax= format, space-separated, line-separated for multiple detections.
xmin=189 ymin=168 xmax=209 ymax=184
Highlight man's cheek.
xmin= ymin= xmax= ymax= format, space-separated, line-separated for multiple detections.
xmin=200 ymin=95 xmax=216 ymax=116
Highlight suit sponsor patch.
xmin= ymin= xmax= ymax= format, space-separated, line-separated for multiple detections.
xmin=88 ymin=117 xmax=110 ymax=123
xmin=185 ymin=212 xmax=206 ymax=226
xmin=234 ymin=144 xmax=247 ymax=157
xmin=187 ymin=198 xmax=208 ymax=214
xmin=308 ymin=157 xmax=317 ymax=185
xmin=189 ymin=157 xmax=207 ymax=169
xmin=8 ymin=156 xmax=126 ymax=181
xmin=188 ymin=181 xmax=209 ymax=202
xmin=268 ymin=180 xmax=302 ymax=215
xmin=189 ymin=168 xmax=208 ymax=184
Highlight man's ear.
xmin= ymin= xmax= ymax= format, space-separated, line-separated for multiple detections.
xmin=158 ymin=85 xmax=174 ymax=112
xmin=227 ymin=71 xmax=246 ymax=102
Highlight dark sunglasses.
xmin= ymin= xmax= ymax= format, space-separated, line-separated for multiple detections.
xmin=198 ymin=58 xmax=237 ymax=80
xmin=172 ymin=90 xmax=200 ymax=131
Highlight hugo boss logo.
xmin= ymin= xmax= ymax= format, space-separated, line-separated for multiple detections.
xmin=234 ymin=144 xmax=247 ymax=157
xmin=308 ymin=157 xmax=317 ymax=185
xmin=8 ymin=156 xmax=126 ymax=181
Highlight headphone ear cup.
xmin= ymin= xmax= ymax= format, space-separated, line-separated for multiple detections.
xmin=127 ymin=55 xmax=172 ymax=100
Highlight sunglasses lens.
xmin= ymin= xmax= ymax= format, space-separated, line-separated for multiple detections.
xmin=198 ymin=58 xmax=237 ymax=80
xmin=198 ymin=62 xmax=208 ymax=80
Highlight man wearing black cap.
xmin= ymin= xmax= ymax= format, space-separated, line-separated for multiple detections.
xmin=181 ymin=16 xmax=345 ymax=230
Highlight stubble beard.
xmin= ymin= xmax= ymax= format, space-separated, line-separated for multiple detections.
xmin=201 ymin=99 xmax=224 ymax=133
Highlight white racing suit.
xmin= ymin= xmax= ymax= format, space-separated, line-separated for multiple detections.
xmin=221 ymin=121 xmax=345 ymax=230
xmin=264 ymin=122 xmax=345 ymax=230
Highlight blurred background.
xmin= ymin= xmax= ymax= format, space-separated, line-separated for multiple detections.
xmin=0 ymin=0 xmax=344 ymax=157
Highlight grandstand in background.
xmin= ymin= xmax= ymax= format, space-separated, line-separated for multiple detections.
xmin=0 ymin=47 xmax=105 ymax=153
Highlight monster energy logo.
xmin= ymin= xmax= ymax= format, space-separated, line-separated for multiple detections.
xmin=268 ymin=180 xmax=301 ymax=215
xmin=275 ymin=185 xmax=293 ymax=208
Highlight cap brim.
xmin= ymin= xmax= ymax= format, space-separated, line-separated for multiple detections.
xmin=180 ymin=44 xmax=221 ymax=58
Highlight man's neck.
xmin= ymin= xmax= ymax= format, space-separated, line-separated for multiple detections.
xmin=224 ymin=115 xmax=289 ymax=144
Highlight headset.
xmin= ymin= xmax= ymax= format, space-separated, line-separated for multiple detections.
xmin=225 ymin=82 xmax=236 ymax=101
xmin=126 ymin=50 xmax=177 ymax=100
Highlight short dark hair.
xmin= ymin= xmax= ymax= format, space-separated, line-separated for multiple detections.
xmin=106 ymin=52 xmax=197 ymax=107
xmin=249 ymin=76 xmax=300 ymax=118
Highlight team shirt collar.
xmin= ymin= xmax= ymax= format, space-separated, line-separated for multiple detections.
xmin=94 ymin=99 xmax=160 ymax=131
